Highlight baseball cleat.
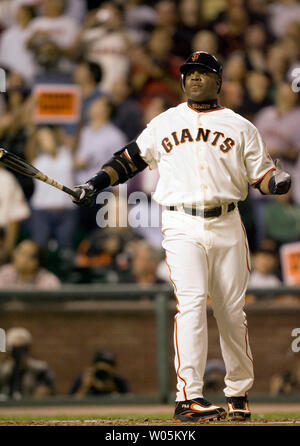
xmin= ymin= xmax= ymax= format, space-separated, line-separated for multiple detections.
xmin=173 ymin=397 xmax=226 ymax=422
xmin=227 ymin=396 xmax=251 ymax=421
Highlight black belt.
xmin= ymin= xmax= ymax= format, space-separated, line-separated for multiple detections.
xmin=166 ymin=202 xmax=236 ymax=218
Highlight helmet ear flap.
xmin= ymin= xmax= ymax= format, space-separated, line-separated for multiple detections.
xmin=181 ymin=73 xmax=186 ymax=92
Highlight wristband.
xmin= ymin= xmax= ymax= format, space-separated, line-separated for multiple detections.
xmin=88 ymin=170 xmax=111 ymax=191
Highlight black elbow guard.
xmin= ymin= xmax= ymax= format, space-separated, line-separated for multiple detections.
xmin=102 ymin=141 xmax=148 ymax=184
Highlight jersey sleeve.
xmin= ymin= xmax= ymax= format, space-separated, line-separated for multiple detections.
xmin=243 ymin=126 xmax=275 ymax=186
xmin=136 ymin=124 xmax=158 ymax=170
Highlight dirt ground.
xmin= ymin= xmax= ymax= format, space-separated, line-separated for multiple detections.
xmin=0 ymin=404 xmax=299 ymax=426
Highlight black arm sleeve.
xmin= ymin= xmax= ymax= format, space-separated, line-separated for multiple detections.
xmin=103 ymin=140 xmax=148 ymax=184
xmin=88 ymin=141 xmax=148 ymax=190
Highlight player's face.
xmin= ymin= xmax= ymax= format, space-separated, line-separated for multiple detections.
xmin=184 ymin=67 xmax=220 ymax=101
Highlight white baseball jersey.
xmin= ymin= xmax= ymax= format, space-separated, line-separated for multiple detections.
xmin=136 ymin=102 xmax=275 ymax=206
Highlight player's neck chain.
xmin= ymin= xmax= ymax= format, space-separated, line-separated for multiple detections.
xmin=187 ymin=99 xmax=223 ymax=113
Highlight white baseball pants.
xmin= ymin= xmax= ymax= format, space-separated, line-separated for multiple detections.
xmin=161 ymin=206 xmax=254 ymax=401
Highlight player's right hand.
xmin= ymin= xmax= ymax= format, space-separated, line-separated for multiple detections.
xmin=72 ymin=183 xmax=96 ymax=207
xmin=273 ymin=159 xmax=291 ymax=195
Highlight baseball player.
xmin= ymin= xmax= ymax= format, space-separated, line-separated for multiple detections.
xmin=72 ymin=52 xmax=291 ymax=422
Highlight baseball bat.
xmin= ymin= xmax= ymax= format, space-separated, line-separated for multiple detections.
xmin=0 ymin=148 xmax=81 ymax=200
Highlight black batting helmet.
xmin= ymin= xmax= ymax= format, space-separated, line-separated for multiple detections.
xmin=180 ymin=51 xmax=223 ymax=93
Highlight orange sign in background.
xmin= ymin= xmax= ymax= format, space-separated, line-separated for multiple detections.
xmin=34 ymin=84 xmax=81 ymax=123
xmin=280 ymin=242 xmax=300 ymax=285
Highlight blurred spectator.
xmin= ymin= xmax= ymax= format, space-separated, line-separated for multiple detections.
xmin=208 ymin=1 xmax=250 ymax=56
xmin=203 ymin=359 xmax=226 ymax=393
xmin=247 ymin=0 xmax=269 ymax=23
xmin=0 ymin=80 xmax=35 ymax=200
xmin=111 ymin=77 xmax=143 ymax=141
xmin=26 ymin=0 xmax=78 ymax=73
xmin=0 ymin=240 xmax=61 ymax=289
xmin=191 ymin=30 xmax=219 ymax=57
xmin=74 ymin=96 xmax=127 ymax=185
xmin=270 ymin=359 xmax=300 ymax=395
xmin=70 ymin=349 xmax=129 ymax=397
xmin=172 ymin=0 xmax=203 ymax=59
xmin=248 ymin=239 xmax=282 ymax=290
xmin=32 ymin=40 xmax=73 ymax=84
xmin=0 ymin=167 xmax=30 ymax=265
xmin=0 ymin=3 xmax=37 ymax=86
xmin=154 ymin=0 xmax=178 ymax=34
xmin=123 ymin=0 xmax=157 ymax=45
xmin=76 ymin=227 xmax=130 ymax=269
xmin=266 ymin=44 xmax=290 ymax=86
xmin=223 ymin=52 xmax=247 ymax=84
xmin=0 ymin=0 xmax=17 ymax=28
xmin=27 ymin=0 xmax=78 ymax=48
xmin=142 ymin=95 xmax=171 ymax=127
xmin=29 ymin=126 xmax=76 ymax=250
xmin=72 ymin=2 xmax=131 ymax=93
xmin=264 ymin=191 xmax=300 ymax=248
xmin=219 ymin=80 xmax=243 ymax=111
xmin=236 ymin=71 xmax=272 ymax=121
xmin=0 ymin=0 xmax=39 ymax=29
xmin=243 ymin=23 xmax=270 ymax=73
xmin=284 ymin=18 xmax=300 ymax=40
xmin=129 ymin=240 xmax=165 ymax=287
xmin=0 ymin=327 xmax=55 ymax=400
xmin=130 ymin=28 xmax=183 ymax=108
xmin=267 ymin=0 xmax=300 ymax=38
xmin=73 ymin=58 xmax=105 ymax=127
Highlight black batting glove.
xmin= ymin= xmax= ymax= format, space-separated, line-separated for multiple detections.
xmin=268 ymin=159 xmax=292 ymax=195
xmin=72 ymin=183 xmax=96 ymax=207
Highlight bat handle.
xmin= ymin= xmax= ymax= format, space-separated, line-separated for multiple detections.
xmin=63 ymin=186 xmax=82 ymax=200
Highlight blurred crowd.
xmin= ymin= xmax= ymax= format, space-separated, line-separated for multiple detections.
xmin=0 ymin=0 xmax=299 ymax=303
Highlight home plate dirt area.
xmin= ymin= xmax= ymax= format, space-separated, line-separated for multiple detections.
xmin=0 ymin=403 xmax=299 ymax=426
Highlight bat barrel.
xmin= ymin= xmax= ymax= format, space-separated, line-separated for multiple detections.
xmin=0 ymin=148 xmax=82 ymax=201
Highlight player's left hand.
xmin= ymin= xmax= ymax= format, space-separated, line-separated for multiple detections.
xmin=72 ymin=183 xmax=96 ymax=207
xmin=273 ymin=159 xmax=291 ymax=195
